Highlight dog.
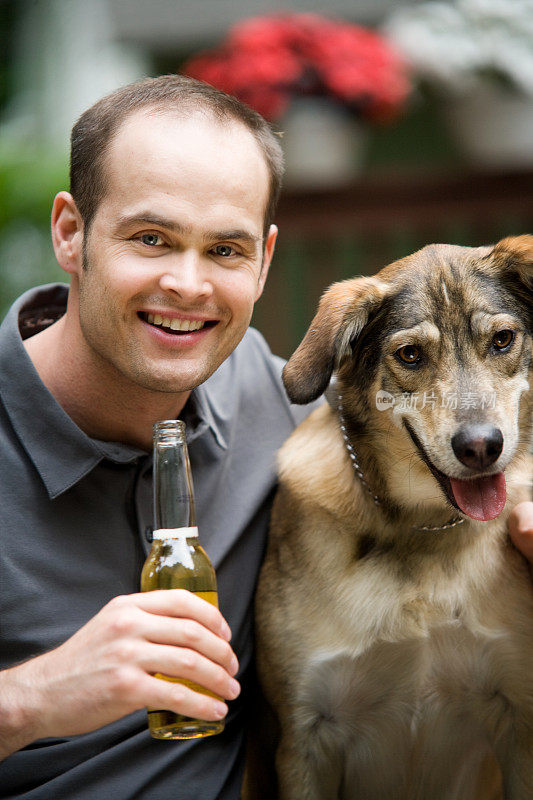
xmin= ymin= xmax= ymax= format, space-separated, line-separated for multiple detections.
xmin=255 ymin=235 xmax=533 ymax=799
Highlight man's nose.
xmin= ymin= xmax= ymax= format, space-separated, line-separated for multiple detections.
xmin=451 ymin=424 xmax=504 ymax=470
xmin=158 ymin=251 xmax=213 ymax=301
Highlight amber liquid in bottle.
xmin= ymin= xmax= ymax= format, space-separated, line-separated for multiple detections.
xmin=140 ymin=420 xmax=224 ymax=740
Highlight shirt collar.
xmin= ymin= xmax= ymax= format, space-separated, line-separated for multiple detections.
xmin=186 ymin=383 xmax=228 ymax=450
xmin=0 ymin=284 xmax=228 ymax=499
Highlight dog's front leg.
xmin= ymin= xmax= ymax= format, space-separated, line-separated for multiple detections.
xmin=276 ymin=715 xmax=412 ymax=800
xmin=273 ymin=647 xmax=416 ymax=800
xmin=411 ymin=718 xmax=501 ymax=800
xmin=274 ymin=713 xmax=346 ymax=800
xmin=495 ymin=723 xmax=533 ymax=799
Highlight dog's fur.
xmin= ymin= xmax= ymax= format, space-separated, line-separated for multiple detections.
xmin=255 ymin=236 xmax=533 ymax=799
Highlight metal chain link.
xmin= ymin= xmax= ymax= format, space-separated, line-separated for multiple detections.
xmin=337 ymin=394 xmax=464 ymax=533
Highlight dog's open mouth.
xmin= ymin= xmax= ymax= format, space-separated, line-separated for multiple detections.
xmin=404 ymin=422 xmax=506 ymax=522
xmin=448 ymin=473 xmax=506 ymax=521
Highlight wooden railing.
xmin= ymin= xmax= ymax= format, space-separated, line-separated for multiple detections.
xmin=253 ymin=167 xmax=533 ymax=359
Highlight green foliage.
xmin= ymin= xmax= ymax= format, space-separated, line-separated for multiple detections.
xmin=0 ymin=145 xmax=68 ymax=318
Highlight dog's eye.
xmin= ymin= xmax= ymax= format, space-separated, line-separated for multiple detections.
xmin=492 ymin=329 xmax=515 ymax=351
xmin=395 ymin=345 xmax=422 ymax=365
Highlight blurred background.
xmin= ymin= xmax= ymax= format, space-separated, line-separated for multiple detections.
xmin=1 ymin=0 xmax=532 ymax=358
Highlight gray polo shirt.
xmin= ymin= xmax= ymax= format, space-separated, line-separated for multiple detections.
xmin=0 ymin=284 xmax=313 ymax=800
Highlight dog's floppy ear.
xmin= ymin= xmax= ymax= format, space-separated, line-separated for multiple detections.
xmin=491 ymin=234 xmax=533 ymax=291
xmin=283 ymin=276 xmax=390 ymax=404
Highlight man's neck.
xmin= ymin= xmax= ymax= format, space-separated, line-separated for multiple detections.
xmin=23 ymin=316 xmax=190 ymax=452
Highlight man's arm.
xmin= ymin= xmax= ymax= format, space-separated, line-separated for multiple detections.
xmin=509 ymin=501 xmax=533 ymax=563
xmin=0 ymin=590 xmax=240 ymax=761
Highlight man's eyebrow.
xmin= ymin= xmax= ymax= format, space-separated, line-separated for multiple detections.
xmin=204 ymin=229 xmax=261 ymax=246
xmin=116 ymin=213 xmax=193 ymax=234
xmin=116 ymin=215 xmax=260 ymax=246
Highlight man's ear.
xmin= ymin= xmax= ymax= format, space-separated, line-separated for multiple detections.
xmin=51 ymin=192 xmax=84 ymax=276
xmin=283 ymin=276 xmax=390 ymax=404
xmin=255 ymin=224 xmax=278 ymax=301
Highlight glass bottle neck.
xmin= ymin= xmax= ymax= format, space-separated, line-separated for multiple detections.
xmin=153 ymin=420 xmax=196 ymax=530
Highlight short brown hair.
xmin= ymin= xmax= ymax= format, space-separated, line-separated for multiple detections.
xmin=70 ymin=74 xmax=284 ymax=239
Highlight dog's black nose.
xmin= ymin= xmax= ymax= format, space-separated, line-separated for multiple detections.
xmin=451 ymin=424 xmax=503 ymax=470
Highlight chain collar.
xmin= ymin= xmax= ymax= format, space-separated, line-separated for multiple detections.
xmin=337 ymin=394 xmax=465 ymax=533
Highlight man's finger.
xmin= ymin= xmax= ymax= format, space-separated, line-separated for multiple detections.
xmin=142 ymin=617 xmax=239 ymax=675
xmin=143 ymin=673 xmax=229 ymax=722
xmin=509 ymin=501 xmax=533 ymax=564
xmin=121 ymin=590 xmax=232 ymax=641
xmin=142 ymin=643 xmax=240 ymax=701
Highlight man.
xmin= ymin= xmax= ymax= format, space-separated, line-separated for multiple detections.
xmin=0 ymin=75 xmax=305 ymax=799
xmin=0 ymin=75 xmax=531 ymax=800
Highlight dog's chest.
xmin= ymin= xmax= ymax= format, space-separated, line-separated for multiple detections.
xmin=300 ymin=547 xmax=533 ymax=739
xmin=320 ymin=521 xmax=521 ymax=649
xmin=302 ymin=616 xmax=514 ymax=749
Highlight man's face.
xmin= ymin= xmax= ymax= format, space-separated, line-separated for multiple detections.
xmin=74 ymin=109 xmax=276 ymax=394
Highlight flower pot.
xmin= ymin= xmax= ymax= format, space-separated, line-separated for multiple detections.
xmin=444 ymin=84 xmax=533 ymax=168
xmin=280 ymin=97 xmax=367 ymax=189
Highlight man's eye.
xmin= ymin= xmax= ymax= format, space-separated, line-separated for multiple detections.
xmin=213 ymin=244 xmax=235 ymax=258
xmin=139 ymin=233 xmax=163 ymax=247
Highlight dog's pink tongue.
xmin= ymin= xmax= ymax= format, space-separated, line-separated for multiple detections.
xmin=449 ymin=473 xmax=506 ymax=521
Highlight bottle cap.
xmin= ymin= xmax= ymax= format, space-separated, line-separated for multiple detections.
xmin=152 ymin=527 xmax=199 ymax=540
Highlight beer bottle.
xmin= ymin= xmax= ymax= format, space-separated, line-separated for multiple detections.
xmin=140 ymin=419 xmax=224 ymax=740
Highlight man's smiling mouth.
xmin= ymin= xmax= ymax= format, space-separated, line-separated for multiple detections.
xmin=138 ymin=312 xmax=217 ymax=335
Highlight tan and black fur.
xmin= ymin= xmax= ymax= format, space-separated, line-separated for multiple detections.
xmin=255 ymin=236 xmax=533 ymax=799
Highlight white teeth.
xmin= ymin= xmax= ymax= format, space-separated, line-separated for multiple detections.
xmin=145 ymin=313 xmax=205 ymax=332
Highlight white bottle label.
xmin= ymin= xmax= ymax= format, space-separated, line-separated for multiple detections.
xmin=152 ymin=527 xmax=199 ymax=540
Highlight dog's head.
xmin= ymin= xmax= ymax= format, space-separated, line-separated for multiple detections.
xmin=283 ymin=235 xmax=533 ymax=522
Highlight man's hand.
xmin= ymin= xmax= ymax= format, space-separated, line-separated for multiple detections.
xmin=0 ymin=590 xmax=240 ymax=760
xmin=509 ymin=501 xmax=533 ymax=564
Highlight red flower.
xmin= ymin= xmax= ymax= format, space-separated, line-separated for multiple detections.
xmin=182 ymin=13 xmax=410 ymax=123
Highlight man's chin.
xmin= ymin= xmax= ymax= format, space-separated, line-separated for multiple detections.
xmin=133 ymin=376 xmax=204 ymax=395
xmin=127 ymin=333 xmax=246 ymax=394
xmin=130 ymin=364 xmax=218 ymax=395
